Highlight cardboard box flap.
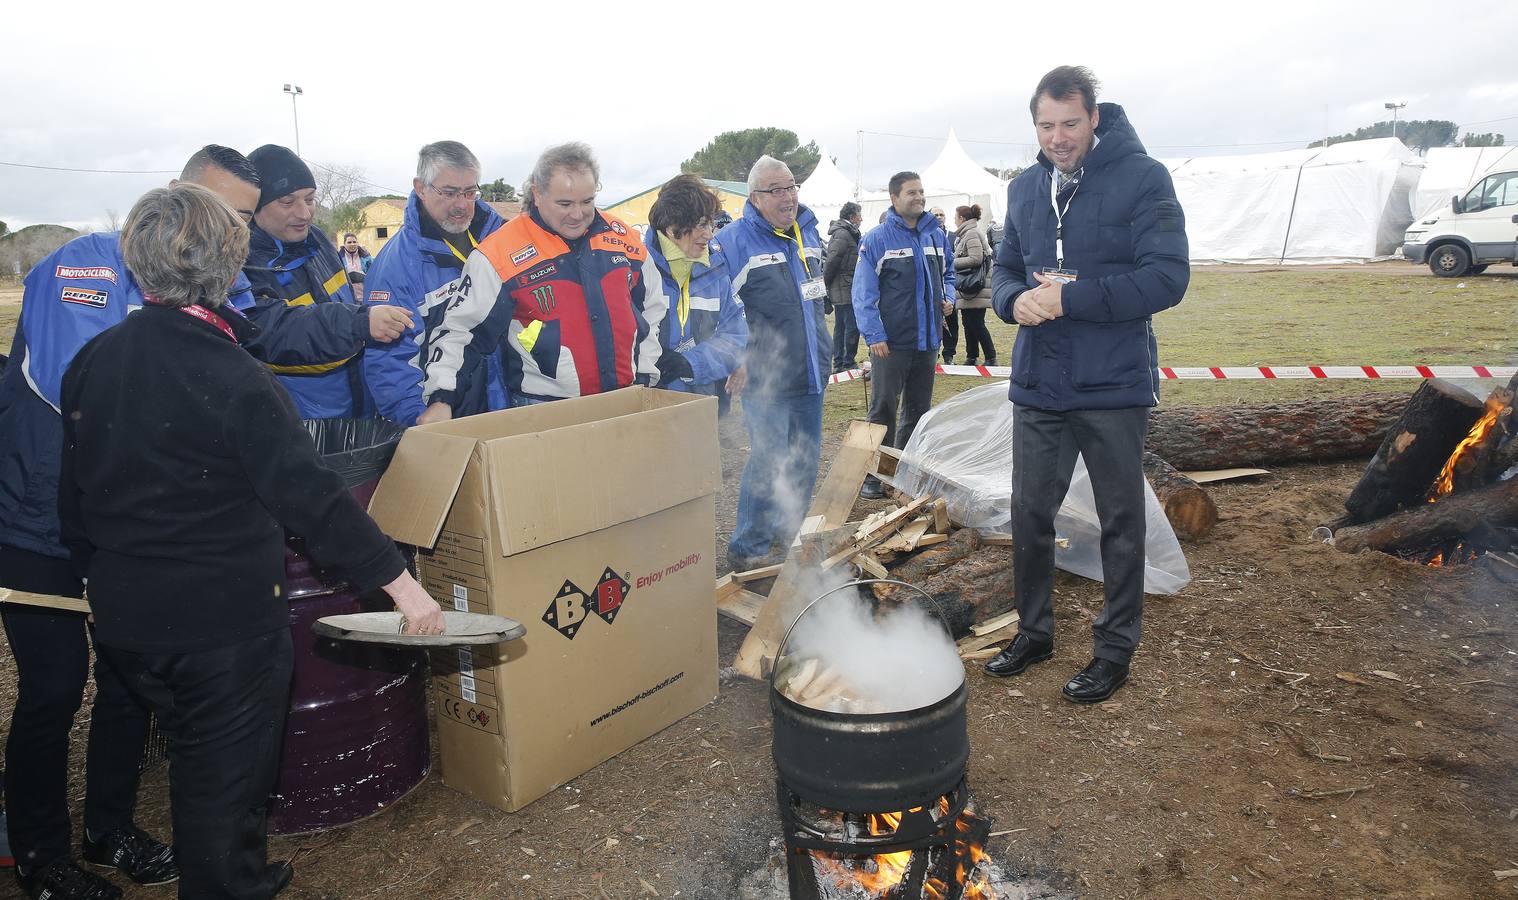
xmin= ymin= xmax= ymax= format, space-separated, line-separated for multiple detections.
xmin=486 ymin=391 xmax=719 ymax=555
xmin=367 ymin=428 xmax=478 ymax=548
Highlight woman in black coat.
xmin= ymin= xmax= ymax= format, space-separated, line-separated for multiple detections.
xmin=59 ymin=184 xmax=444 ymax=899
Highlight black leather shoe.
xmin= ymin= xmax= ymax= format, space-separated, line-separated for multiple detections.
xmin=17 ymin=857 xmax=122 ymax=900
xmin=1062 ymin=658 xmax=1130 ymax=703
xmin=983 ymin=634 xmax=1053 ymax=678
xmin=858 ymin=478 xmax=886 ymax=501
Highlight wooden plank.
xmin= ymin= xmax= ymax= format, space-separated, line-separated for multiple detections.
xmin=790 ymin=515 xmax=827 ymax=548
xmin=732 ymin=563 xmax=784 ymax=584
xmin=977 ymin=532 xmax=1013 ymax=546
xmin=933 ymin=499 xmax=950 ymax=534
xmin=734 ymin=533 xmax=854 ymax=680
xmin=971 ymin=609 xmax=1020 ymax=636
xmin=1182 ymin=467 xmax=1270 ymax=484
xmin=914 ymin=533 xmax=948 ymax=549
xmin=961 ymin=646 xmax=1005 ymax=661
xmin=851 ymin=554 xmax=890 ymax=579
xmin=807 ymin=420 xmax=889 ymax=528
xmin=875 ymin=445 xmax=903 ymax=478
xmin=716 ymin=587 xmax=767 ymax=626
xmin=0 ymin=587 xmax=91 ymax=614
xmin=956 ymin=613 xmax=1020 ymax=656
xmin=880 ymin=519 xmax=930 ymax=553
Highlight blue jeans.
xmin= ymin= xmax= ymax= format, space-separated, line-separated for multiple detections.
xmin=729 ymin=391 xmax=824 ymax=558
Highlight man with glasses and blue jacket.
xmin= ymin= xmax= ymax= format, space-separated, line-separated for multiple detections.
xmin=710 ymin=156 xmax=831 ymax=572
xmin=364 ymin=141 xmax=511 ymax=424
xmin=852 ymin=171 xmax=955 ymax=501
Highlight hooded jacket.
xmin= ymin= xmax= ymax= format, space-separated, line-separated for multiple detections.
xmin=822 ymin=218 xmax=861 ymax=306
xmin=422 ymin=207 xmax=664 ymax=407
xmin=992 ymin=102 xmax=1189 ymax=411
xmin=642 ymin=234 xmax=747 ymax=395
xmin=362 ymin=194 xmax=508 ymax=424
xmin=238 ymin=222 xmax=372 ymax=419
xmin=709 ymin=201 xmax=830 ymax=398
xmin=0 ymin=233 xmax=256 ymax=559
xmin=852 ymin=206 xmax=955 ymax=351
xmin=953 ymin=219 xmax=993 ymax=309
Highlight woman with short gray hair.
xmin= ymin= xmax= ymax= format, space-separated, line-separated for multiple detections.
xmin=59 ymin=183 xmax=443 ymax=899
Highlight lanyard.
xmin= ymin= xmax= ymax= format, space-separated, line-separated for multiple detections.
xmin=675 ymin=270 xmax=691 ymax=330
xmin=444 ymin=229 xmax=480 ymax=265
xmin=774 ymin=223 xmax=812 ymax=278
xmin=1049 ymin=168 xmax=1082 ymax=269
xmin=147 ymin=297 xmax=238 ymax=344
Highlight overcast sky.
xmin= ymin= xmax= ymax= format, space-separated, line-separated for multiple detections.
xmin=3 ymin=0 xmax=1513 ymax=230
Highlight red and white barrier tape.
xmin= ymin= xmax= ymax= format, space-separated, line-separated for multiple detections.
xmin=827 ymin=364 xmax=1517 ymax=385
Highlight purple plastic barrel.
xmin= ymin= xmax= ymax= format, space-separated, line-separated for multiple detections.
xmin=266 ymin=437 xmax=431 ymax=835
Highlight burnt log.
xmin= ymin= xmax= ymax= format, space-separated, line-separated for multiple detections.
xmin=880 ymin=548 xmax=1015 ymax=639
xmin=1343 ymin=379 xmax=1486 ymax=523
xmin=1143 ymin=451 xmax=1218 ymax=539
xmin=875 ymin=527 xmax=981 ymax=597
xmin=1330 ymin=476 xmax=1518 ymax=555
xmin=1147 ymin=392 xmax=1410 ymax=470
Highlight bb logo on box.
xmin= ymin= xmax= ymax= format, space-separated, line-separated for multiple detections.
xmin=541 ymin=566 xmax=633 ymax=639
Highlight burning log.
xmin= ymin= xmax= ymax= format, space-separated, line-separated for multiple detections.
xmin=1146 ymin=392 xmax=1409 ymax=469
xmin=1343 ymin=379 xmax=1487 ymax=523
xmin=1441 ymin=386 xmax=1514 ymax=497
xmin=1330 ymin=475 xmax=1518 ymax=555
xmin=876 ymin=528 xmax=982 ymax=595
xmin=1143 ymin=451 xmax=1217 ymax=539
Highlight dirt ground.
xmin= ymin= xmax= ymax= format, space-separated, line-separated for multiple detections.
xmin=3 ymin=411 xmax=1516 ymax=900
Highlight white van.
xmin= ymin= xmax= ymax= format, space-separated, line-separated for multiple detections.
xmin=1402 ymin=169 xmax=1518 ymax=276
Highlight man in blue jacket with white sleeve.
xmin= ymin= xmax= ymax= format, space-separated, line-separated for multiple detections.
xmin=852 ymin=171 xmax=954 ymax=500
xmin=983 ymin=66 xmax=1189 ymax=703
xmin=363 ymin=141 xmax=511 ymax=424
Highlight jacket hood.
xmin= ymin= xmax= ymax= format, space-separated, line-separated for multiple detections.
xmin=740 ymin=199 xmax=819 ymax=237
xmin=829 ymin=218 xmax=860 ymax=239
xmin=247 ymin=220 xmax=335 ymax=270
xmin=1036 ymin=102 xmax=1147 ymax=174
xmin=404 ymin=192 xmax=503 ymax=253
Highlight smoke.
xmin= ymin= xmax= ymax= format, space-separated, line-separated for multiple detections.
xmin=780 ymin=584 xmax=964 ymax=714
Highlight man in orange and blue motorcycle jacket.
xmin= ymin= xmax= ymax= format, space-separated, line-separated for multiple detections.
xmin=418 ymin=143 xmax=664 ymax=420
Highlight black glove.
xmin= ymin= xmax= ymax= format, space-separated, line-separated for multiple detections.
xmin=824 ymin=299 xmax=835 ymax=315
xmin=656 ymin=348 xmax=694 ymax=386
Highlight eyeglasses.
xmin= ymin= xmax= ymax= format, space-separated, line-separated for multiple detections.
xmin=753 ymin=184 xmax=800 ymax=197
xmin=429 ymin=185 xmax=482 ymax=201
xmin=692 ymin=218 xmax=716 ymax=233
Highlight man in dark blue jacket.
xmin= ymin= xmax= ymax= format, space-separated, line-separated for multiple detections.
xmin=363 ymin=141 xmax=509 ymax=425
xmin=237 ymin=145 xmax=413 ymax=419
xmin=710 ymin=155 xmax=831 ymax=571
xmin=853 ymin=172 xmax=954 ymax=500
xmin=984 ymin=66 xmax=1189 ymax=703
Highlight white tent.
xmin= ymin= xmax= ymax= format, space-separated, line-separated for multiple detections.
xmin=1412 ymin=146 xmax=1518 ymax=218
xmin=1160 ymin=138 xmax=1423 ymax=264
xmin=920 ymin=128 xmax=1011 ymax=228
xmin=798 ymin=148 xmax=859 ymax=232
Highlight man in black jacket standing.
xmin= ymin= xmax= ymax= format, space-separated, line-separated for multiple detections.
xmin=823 ymin=201 xmax=862 ymax=373
xmin=984 ymin=66 xmax=1188 ymax=703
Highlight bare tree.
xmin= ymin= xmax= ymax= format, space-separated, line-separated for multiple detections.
xmin=103 ymin=209 xmax=123 ymax=232
xmin=313 ymin=162 xmax=368 ymax=213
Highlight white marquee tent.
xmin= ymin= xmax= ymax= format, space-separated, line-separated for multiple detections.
xmin=1159 ymin=138 xmax=1423 ymax=264
xmin=921 ymin=129 xmax=1012 ymax=227
xmin=1411 ymin=146 xmax=1518 ymax=218
xmin=797 ymin=148 xmax=884 ymax=236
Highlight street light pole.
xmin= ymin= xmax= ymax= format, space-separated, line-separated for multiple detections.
xmin=283 ymin=84 xmax=304 ymax=156
xmin=1384 ymin=101 xmax=1406 ymax=142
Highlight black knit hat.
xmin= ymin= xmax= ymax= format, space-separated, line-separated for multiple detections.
xmin=248 ymin=144 xmax=315 ymax=211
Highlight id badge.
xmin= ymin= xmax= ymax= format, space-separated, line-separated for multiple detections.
xmin=800 ymin=276 xmax=827 ymax=302
xmin=1039 ymin=267 xmax=1078 ymax=285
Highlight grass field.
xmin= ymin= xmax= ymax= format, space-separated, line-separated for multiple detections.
xmin=3 ymin=266 xmax=1514 ymax=416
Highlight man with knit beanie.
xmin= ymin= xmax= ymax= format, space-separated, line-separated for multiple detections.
xmin=234 ymin=145 xmax=412 ymax=419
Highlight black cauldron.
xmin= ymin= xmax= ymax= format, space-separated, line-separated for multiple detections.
xmin=769 ymin=580 xmax=970 ymax=813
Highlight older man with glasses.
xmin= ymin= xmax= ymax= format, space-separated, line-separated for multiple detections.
xmin=709 ymin=155 xmax=831 ymax=572
xmin=364 ymin=141 xmax=512 ymax=424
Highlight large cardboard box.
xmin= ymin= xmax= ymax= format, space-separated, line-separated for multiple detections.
xmin=368 ymin=388 xmax=720 ymax=812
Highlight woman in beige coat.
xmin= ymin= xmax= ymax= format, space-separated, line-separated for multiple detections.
xmin=953 ymin=204 xmax=997 ymax=365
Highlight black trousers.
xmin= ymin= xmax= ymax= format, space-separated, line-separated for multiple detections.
xmin=0 ymin=544 xmax=149 ymax=872
xmin=867 ymin=348 xmax=938 ymax=453
xmin=100 ymin=629 xmax=293 ymax=900
xmin=1011 ymin=405 xmax=1149 ymax=664
xmin=941 ymin=310 xmax=960 ymax=361
xmin=959 ymin=308 xmax=997 ymax=363
xmin=831 ymin=304 xmax=860 ymax=373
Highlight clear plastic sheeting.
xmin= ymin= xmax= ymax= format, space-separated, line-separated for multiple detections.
xmin=301 ymin=418 xmax=408 ymax=489
xmin=888 ymin=382 xmax=1191 ymax=595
